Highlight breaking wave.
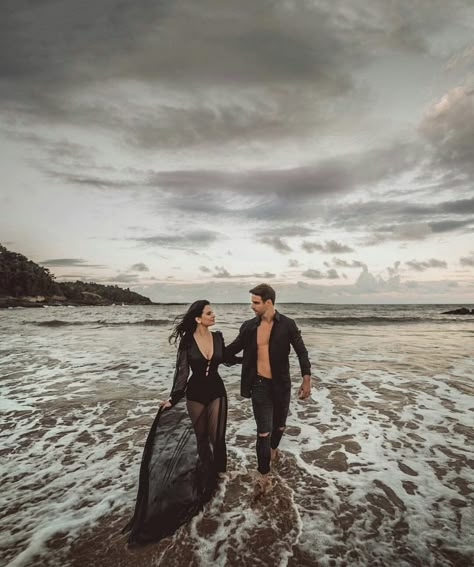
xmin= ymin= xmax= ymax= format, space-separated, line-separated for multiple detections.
xmin=31 ymin=319 xmax=172 ymax=328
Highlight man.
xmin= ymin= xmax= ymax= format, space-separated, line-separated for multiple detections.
xmin=226 ymin=283 xmax=312 ymax=497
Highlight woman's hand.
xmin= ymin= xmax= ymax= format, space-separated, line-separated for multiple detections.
xmin=160 ymin=399 xmax=172 ymax=408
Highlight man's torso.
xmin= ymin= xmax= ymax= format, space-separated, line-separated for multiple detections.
xmin=256 ymin=319 xmax=273 ymax=379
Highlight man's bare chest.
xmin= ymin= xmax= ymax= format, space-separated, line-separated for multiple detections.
xmin=257 ymin=322 xmax=273 ymax=347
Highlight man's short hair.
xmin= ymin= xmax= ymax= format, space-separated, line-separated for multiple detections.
xmin=249 ymin=283 xmax=276 ymax=305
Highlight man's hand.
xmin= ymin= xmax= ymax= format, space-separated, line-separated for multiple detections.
xmin=298 ymin=375 xmax=311 ymax=399
xmin=160 ymin=399 xmax=172 ymax=408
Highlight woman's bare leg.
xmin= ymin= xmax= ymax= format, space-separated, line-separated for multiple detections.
xmin=206 ymin=396 xmax=227 ymax=473
xmin=186 ymin=399 xmax=210 ymax=461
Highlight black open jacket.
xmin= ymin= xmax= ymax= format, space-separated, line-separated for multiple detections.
xmin=224 ymin=311 xmax=311 ymax=398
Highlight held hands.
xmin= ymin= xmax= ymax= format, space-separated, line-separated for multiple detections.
xmin=160 ymin=399 xmax=172 ymax=409
xmin=298 ymin=375 xmax=312 ymax=400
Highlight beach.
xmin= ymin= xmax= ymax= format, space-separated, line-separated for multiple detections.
xmin=1 ymin=304 xmax=473 ymax=567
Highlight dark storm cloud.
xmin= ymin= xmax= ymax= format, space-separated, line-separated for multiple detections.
xmin=3 ymin=0 xmax=474 ymax=282
xmin=3 ymin=130 xmax=97 ymax=169
xmin=124 ymin=91 xmax=341 ymax=150
xmin=343 ymin=0 xmax=474 ymax=55
xmin=329 ymin=195 xmax=474 ymax=243
xmin=438 ymin=197 xmax=474 ymax=215
xmin=419 ymin=87 xmax=474 ymax=180
xmin=44 ymin=148 xmax=473 ymax=241
xmin=332 ymin=258 xmax=366 ymax=269
xmin=39 ymin=258 xmax=106 ymax=268
xmin=301 ymin=268 xmax=340 ymax=280
xmin=367 ymin=217 xmax=474 ymax=244
xmin=48 ymin=172 xmax=141 ymax=191
xmin=49 ymin=151 xmax=393 ymax=214
xmin=3 ymin=0 xmax=471 ymax=151
xmin=326 ymin=269 xmax=340 ymax=279
xmin=132 ymin=230 xmax=220 ymax=249
xmin=332 ymin=197 xmax=474 ymax=227
xmin=325 ymin=241 xmax=354 ymax=254
xmin=405 ymin=259 xmax=448 ymax=271
xmin=158 ymin=190 xmax=312 ymax=222
xmin=212 ymin=266 xmax=275 ymax=279
xmin=45 ymin=147 xmax=473 ymax=238
xmin=259 ymin=237 xmax=292 ymax=254
xmin=301 ymin=242 xmax=323 ymax=253
xmin=460 ymin=253 xmax=474 ymax=267
xmin=52 ymin=157 xmax=472 ymax=228
xmin=301 ymin=269 xmax=324 ymax=280
xmin=429 ymin=219 xmax=474 ymax=233
xmin=129 ymin=263 xmax=149 ymax=272
xmin=214 ymin=267 xmax=232 ymax=278
xmin=302 ymin=240 xmax=354 ymax=254
xmin=0 ymin=0 xmax=359 ymax=148
xmin=149 ymin=141 xmax=419 ymax=197
xmin=3 ymin=0 xmax=466 ymax=94
xmin=257 ymin=226 xmax=315 ymax=238
xmin=162 ymin=190 xmax=258 ymax=216
xmin=363 ymin=224 xmax=431 ymax=245
xmin=1 ymin=1 xmax=354 ymax=90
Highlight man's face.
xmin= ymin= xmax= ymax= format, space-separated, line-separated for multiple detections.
xmin=250 ymin=294 xmax=271 ymax=316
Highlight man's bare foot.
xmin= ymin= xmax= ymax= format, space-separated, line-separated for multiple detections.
xmin=253 ymin=473 xmax=272 ymax=500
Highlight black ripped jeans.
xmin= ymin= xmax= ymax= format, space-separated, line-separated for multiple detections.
xmin=251 ymin=376 xmax=290 ymax=474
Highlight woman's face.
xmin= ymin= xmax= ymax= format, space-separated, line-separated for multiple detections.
xmin=197 ymin=304 xmax=216 ymax=327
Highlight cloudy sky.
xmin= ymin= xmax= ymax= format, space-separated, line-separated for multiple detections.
xmin=1 ymin=0 xmax=474 ymax=303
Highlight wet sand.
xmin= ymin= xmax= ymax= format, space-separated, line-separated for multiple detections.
xmin=1 ymin=304 xmax=473 ymax=566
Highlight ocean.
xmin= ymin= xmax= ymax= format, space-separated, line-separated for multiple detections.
xmin=1 ymin=303 xmax=473 ymax=567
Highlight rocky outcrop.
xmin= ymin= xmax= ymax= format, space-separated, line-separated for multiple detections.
xmin=441 ymin=307 xmax=474 ymax=315
xmin=0 ymin=244 xmax=153 ymax=307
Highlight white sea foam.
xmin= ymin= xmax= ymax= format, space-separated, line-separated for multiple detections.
xmin=1 ymin=304 xmax=473 ymax=566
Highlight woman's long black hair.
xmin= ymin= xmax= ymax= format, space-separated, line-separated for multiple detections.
xmin=168 ymin=299 xmax=210 ymax=347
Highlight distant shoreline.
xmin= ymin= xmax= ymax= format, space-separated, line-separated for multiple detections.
xmin=0 ymin=296 xmax=155 ymax=309
xmin=1 ymin=297 xmax=473 ymax=309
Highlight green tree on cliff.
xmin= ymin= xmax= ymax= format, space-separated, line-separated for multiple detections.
xmin=0 ymin=244 xmax=152 ymax=304
xmin=0 ymin=244 xmax=59 ymax=297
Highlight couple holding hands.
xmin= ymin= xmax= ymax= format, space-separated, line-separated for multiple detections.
xmin=125 ymin=283 xmax=313 ymax=544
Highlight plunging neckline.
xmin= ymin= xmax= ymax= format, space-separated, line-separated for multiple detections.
xmin=193 ymin=332 xmax=214 ymax=361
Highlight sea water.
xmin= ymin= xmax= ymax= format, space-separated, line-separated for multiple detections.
xmin=1 ymin=304 xmax=473 ymax=566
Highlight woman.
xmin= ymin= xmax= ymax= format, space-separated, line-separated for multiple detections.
xmin=124 ymin=300 xmax=238 ymax=545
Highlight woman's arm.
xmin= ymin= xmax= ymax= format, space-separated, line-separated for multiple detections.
xmin=223 ymin=323 xmax=246 ymax=364
xmin=220 ymin=331 xmax=243 ymax=366
xmin=168 ymin=344 xmax=190 ymax=405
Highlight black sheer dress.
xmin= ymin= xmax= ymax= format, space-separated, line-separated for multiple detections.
xmin=124 ymin=330 xmax=236 ymax=545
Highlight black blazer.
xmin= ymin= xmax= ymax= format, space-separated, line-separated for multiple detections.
xmin=225 ymin=311 xmax=311 ymax=398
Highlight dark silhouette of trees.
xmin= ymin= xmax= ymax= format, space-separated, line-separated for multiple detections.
xmin=0 ymin=244 xmax=60 ymax=297
xmin=59 ymin=281 xmax=152 ymax=304
xmin=0 ymin=244 xmax=152 ymax=305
